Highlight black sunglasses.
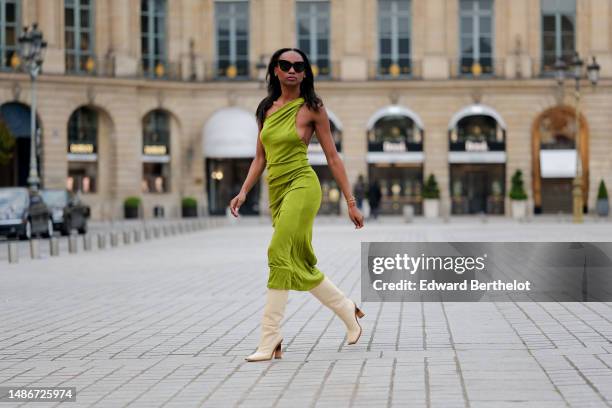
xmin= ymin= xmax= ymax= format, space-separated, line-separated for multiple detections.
xmin=277 ymin=59 xmax=306 ymax=73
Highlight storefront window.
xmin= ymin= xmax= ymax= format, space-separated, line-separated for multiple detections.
xmin=206 ymin=158 xmax=260 ymax=215
xmin=67 ymin=107 xmax=98 ymax=193
xmin=450 ymin=164 xmax=505 ymax=214
xmin=368 ymin=163 xmax=423 ymax=215
xmin=142 ymin=110 xmax=170 ymax=193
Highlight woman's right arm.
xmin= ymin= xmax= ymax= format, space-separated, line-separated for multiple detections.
xmin=229 ymin=123 xmax=266 ymax=217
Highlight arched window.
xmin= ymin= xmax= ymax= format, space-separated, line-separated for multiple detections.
xmin=368 ymin=115 xmax=423 ymax=152
xmin=67 ymin=107 xmax=98 ymax=193
xmin=449 ymin=115 xmax=505 ymax=151
xmin=142 ymin=110 xmax=170 ymax=193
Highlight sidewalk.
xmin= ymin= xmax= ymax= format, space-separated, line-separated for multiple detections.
xmin=0 ymin=221 xmax=611 ymax=407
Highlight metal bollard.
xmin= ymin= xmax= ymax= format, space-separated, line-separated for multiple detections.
xmin=134 ymin=229 xmax=142 ymax=243
xmin=68 ymin=233 xmax=78 ymax=253
xmin=49 ymin=237 xmax=60 ymax=256
xmin=110 ymin=232 xmax=119 ymax=247
xmin=30 ymin=239 xmax=40 ymax=259
xmin=162 ymin=225 xmax=169 ymax=236
xmin=144 ymin=227 xmax=151 ymax=240
xmin=8 ymin=241 xmax=18 ymax=263
xmin=83 ymin=234 xmax=92 ymax=251
xmin=97 ymin=233 xmax=106 ymax=249
xmin=123 ymin=230 xmax=131 ymax=245
xmin=153 ymin=226 xmax=160 ymax=238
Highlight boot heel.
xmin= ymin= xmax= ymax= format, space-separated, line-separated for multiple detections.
xmin=355 ymin=306 xmax=365 ymax=319
xmin=273 ymin=341 xmax=282 ymax=359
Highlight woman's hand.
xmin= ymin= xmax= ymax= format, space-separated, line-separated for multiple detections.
xmin=348 ymin=205 xmax=364 ymax=229
xmin=229 ymin=191 xmax=247 ymax=217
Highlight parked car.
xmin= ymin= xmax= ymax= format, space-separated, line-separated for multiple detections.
xmin=40 ymin=189 xmax=90 ymax=235
xmin=0 ymin=187 xmax=54 ymax=240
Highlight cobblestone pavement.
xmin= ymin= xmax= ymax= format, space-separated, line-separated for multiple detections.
xmin=1 ymin=217 xmax=611 ymax=407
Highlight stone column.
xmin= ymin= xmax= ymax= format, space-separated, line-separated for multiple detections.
xmin=110 ymin=0 xmax=138 ymax=76
xmin=421 ymin=0 xmax=450 ymax=79
xmin=34 ymin=0 xmax=65 ymax=74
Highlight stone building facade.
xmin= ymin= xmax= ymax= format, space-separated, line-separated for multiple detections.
xmin=0 ymin=0 xmax=611 ymax=220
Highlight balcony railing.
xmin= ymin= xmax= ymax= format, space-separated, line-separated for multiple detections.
xmin=367 ymin=59 xmax=423 ymax=80
xmin=137 ymin=60 xmax=183 ymax=81
xmin=4 ymin=51 xmax=599 ymax=82
xmin=65 ymin=53 xmax=116 ymax=77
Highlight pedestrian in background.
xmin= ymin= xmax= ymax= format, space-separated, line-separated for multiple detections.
xmin=353 ymin=174 xmax=366 ymax=210
xmin=368 ymin=179 xmax=382 ymax=220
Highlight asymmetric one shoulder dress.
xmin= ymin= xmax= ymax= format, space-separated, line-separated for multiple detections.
xmin=260 ymin=96 xmax=326 ymax=291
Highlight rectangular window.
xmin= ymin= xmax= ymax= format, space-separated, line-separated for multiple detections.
xmin=377 ymin=0 xmax=411 ymax=77
xmin=65 ymin=0 xmax=95 ymax=74
xmin=215 ymin=1 xmax=249 ymax=78
xmin=459 ymin=0 xmax=494 ymax=76
xmin=141 ymin=0 xmax=167 ymax=78
xmin=296 ymin=1 xmax=331 ymax=77
xmin=0 ymin=0 xmax=20 ymax=70
xmin=541 ymin=0 xmax=575 ymax=73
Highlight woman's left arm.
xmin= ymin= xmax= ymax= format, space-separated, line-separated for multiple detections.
xmin=313 ymin=103 xmax=364 ymax=228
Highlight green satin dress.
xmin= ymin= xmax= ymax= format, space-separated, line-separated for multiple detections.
xmin=260 ymin=96 xmax=326 ymax=291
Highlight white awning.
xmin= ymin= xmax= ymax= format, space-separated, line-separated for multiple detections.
xmin=366 ymin=152 xmax=424 ymax=163
xmin=540 ymin=149 xmax=576 ymax=178
xmin=366 ymin=105 xmax=425 ymax=130
xmin=448 ymin=104 xmax=507 ymax=130
xmin=448 ymin=151 xmax=507 ymax=163
xmin=202 ymin=107 xmax=258 ymax=158
xmin=308 ymin=152 xmax=344 ymax=165
xmin=326 ymin=109 xmax=343 ymax=132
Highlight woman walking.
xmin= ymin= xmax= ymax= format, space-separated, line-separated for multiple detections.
xmin=229 ymin=48 xmax=365 ymax=362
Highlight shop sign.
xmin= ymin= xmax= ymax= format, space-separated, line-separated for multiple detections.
xmin=382 ymin=141 xmax=407 ymax=152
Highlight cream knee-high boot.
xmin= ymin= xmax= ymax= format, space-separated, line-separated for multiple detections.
xmin=309 ymin=276 xmax=365 ymax=345
xmin=245 ymin=288 xmax=289 ymax=362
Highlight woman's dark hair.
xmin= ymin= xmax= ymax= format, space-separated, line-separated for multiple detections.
xmin=255 ymin=48 xmax=323 ymax=129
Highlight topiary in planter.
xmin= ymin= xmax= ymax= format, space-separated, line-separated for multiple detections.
xmin=422 ymin=174 xmax=440 ymax=199
xmin=596 ymin=180 xmax=609 ymax=216
xmin=509 ymin=170 xmax=527 ymax=200
xmin=181 ymin=196 xmax=198 ymax=218
xmin=124 ymin=196 xmax=141 ymax=219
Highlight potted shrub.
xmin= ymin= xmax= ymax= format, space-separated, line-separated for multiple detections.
xmin=123 ymin=196 xmax=141 ymax=219
xmin=596 ymin=180 xmax=609 ymax=217
xmin=509 ymin=170 xmax=528 ymax=219
xmin=181 ymin=196 xmax=198 ymax=218
xmin=422 ymin=173 xmax=440 ymax=218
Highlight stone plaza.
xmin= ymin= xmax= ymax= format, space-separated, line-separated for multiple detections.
xmin=1 ymin=217 xmax=612 ymax=407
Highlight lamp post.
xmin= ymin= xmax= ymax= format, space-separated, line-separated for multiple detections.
xmin=555 ymin=52 xmax=600 ymax=223
xmin=18 ymin=22 xmax=47 ymax=192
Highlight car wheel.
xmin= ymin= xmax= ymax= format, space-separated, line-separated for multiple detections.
xmin=19 ymin=220 xmax=32 ymax=241
xmin=77 ymin=222 xmax=88 ymax=235
xmin=44 ymin=218 xmax=54 ymax=238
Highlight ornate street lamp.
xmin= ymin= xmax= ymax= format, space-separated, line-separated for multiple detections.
xmin=555 ymin=52 xmax=601 ymax=223
xmin=18 ymin=23 xmax=47 ymax=192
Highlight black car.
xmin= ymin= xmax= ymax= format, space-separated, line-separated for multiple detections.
xmin=40 ymin=189 xmax=90 ymax=235
xmin=0 ymin=187 xmax=54 ymax=240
